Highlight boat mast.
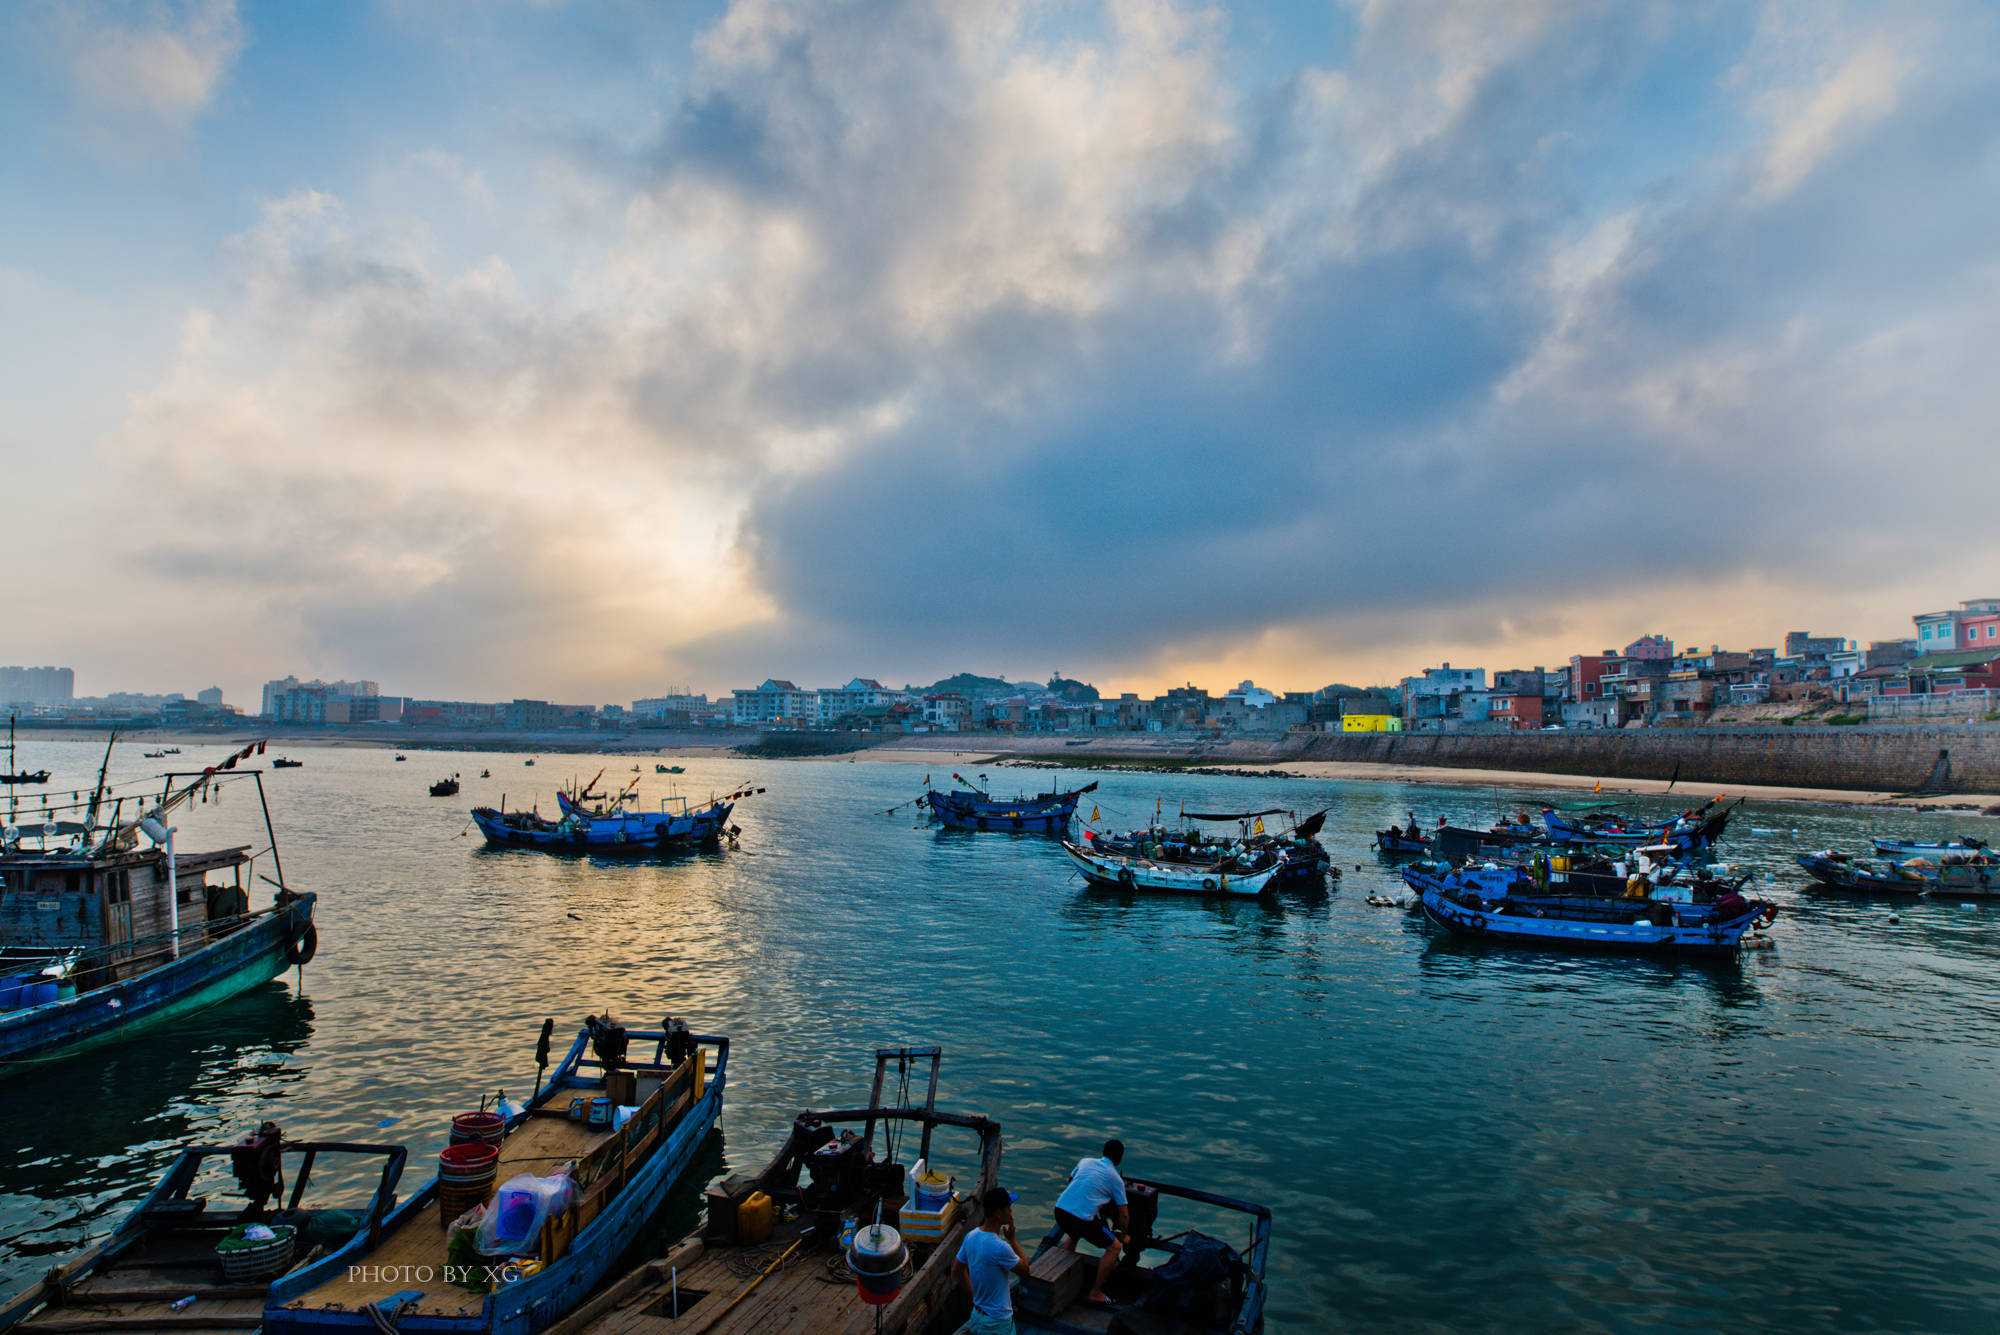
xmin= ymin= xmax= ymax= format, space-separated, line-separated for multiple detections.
xmin=253 ymin=770 xmax=287 ymax=893
xmin=84 ymin=728 xmax=118 ymax=834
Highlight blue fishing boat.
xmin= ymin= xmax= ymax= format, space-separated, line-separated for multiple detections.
xmin=1405 ymin=861 xmax=1775 ymax=955
xmin=469 ymin=776 xmax=755 ymax=854
xmin=266 ymin=1017 xmax=727 ymax=1335
xmin=0 ymin=741 xmax=320 ymax=1073
xmin=1064 ymin=837 xmax=1287 ymax=897
xmin=0 ymin=1130 xmax=407 ymax=1333
xmin=1088 ymin=807 xmax=1335 ymax=886
xmin=922 ymin=774 xmax=1096 ymax=833
xmin=1541 ymin=796 xmax=1739 ymax=850
xmin=1798 ymin=849 xmax=1999 ymax=896
xmin=1872 ymin=836 xmax=1989 ymax=858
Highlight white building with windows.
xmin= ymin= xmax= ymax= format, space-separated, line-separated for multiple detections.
xmin=731 ymin=679 xmax=817 ymax=727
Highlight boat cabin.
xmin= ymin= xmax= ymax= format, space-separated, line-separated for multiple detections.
xmin=0 ymin=843 xmax=254 ymax=992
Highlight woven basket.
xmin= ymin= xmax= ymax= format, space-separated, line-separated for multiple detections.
xmin=215 ymin=1223 xmax=297 ymax=1281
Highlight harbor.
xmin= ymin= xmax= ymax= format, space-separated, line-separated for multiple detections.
xmin=1 ymin=738 xmax=1998 ymax=1331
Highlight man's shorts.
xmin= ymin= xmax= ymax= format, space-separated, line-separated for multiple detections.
xmin=1053 ymin=1206 xmax=1117 ymax=1248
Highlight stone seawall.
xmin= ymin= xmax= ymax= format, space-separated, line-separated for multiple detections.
xmin=1281 ymin=725 xmax=2000 ymax=793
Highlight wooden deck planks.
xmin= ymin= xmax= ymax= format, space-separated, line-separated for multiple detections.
xmin=284 ymin=1113 xmax=608 ymax=1316
xmin=576 ymin=1220 xmax=954 ymax=1335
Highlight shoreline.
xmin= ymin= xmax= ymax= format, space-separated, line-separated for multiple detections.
xmin=33 ymin=726 xmax=2000 ymax=814
xmin=844 ymin=747 xmax=2000 ymax=812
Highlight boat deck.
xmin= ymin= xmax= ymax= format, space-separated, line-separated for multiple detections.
xmin=577 ymin=1214 xmax=956 ymax=1335
xmin=282 ymin=1113 xmax=610 ymax=1320
xmin=18 ymin=1218 xmax=305 ymax=1333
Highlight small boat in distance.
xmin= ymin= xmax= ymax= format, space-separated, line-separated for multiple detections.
xmin=393 ymin=753 xmax=407 ymax=762
xmin=525 ymin=758 xmax=536 ymax=766
xmin=1873 ymin=836 xmax=1989 ymax=857
xmin=0 ymin=1128 xmax=407 ymax=1333
xmin=655 ymin=763 xmax=683 ymax=773
xmin=923 ymin=773 xmax=1097 ymax=834
xmin=271 ymin=756 xmax=304 ymax=768
xmin=265 ymin=1017 xmax=727 ymax=1335
xmin=480 ymin=768 xmax=492 ymax=778
xmin=430 ymin=774 xmax=461 ymax=797
xmin=1 ymin=717 xmax=50 ymax=785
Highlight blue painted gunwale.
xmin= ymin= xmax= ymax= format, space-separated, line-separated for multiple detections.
xmin=0 ymin=892 xmax=315 ymax=1073
xmin=264 ymin=1026 xmax=728 ymax=1335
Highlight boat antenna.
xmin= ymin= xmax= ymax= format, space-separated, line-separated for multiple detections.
xmin=84 ymin=728 xmax=119 ymax=832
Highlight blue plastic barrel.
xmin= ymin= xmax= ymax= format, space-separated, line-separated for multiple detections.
xmin=22 ymin=981 xmax=59 ymax=1007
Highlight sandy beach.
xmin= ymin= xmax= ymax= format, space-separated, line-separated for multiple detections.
xmin=848 ymin=745 xmax=2000 ymax=812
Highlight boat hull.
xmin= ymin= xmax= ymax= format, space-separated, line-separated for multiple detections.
xmin=926 ymin=789 xmax=1081 ymax=833
xmin=471 ymin=802 xmax=732 ymax=854
xmin=1406 ymin=868 xmax=1762 ymax=956
xmin=1063 ymin=841 xmax=1279 ymax=897
xmin=0 ymin=893 xmax=315 ymax=1073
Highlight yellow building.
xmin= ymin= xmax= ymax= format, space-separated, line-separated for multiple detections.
xmin=1340 ymin=714 xmax=1402 ymax=732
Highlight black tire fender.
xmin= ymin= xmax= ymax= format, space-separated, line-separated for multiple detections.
xmin=283 ymin=921 xmax=318 ymax=966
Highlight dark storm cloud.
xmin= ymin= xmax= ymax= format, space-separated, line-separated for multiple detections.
xmin=664 ymin=1 xmax=2000 ymax=684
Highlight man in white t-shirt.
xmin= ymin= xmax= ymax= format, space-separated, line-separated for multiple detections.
xmin=954 ymin=1185 xmax=1030 ymax=1334
xmin=1051 ymin=1138 xmax=1129 ymax=1306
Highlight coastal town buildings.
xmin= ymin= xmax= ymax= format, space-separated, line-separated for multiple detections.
xmin=0 ymin=666 xmax=74 ymax=706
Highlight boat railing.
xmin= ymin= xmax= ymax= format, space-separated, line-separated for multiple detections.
xmin=0 ymin=905 xmax=281 ymax=989
xmin=150 ymin=1140 xmax=408 ymax=1250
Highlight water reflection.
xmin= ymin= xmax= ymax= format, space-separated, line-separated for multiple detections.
xmin=0 ymin=985 xmax=313 ymax=1266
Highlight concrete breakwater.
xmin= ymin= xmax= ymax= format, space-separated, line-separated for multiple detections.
xmin=1283 ymin=725 xmax=2000 ymax=794
xmin=949 ymin=724 xmax=2000 ymax=795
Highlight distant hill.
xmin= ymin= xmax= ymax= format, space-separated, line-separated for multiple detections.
xmin=924 ymin=673 xmax=1023 ymax=700
xmin=1044 ymin=676 xmax=1100 ymax=702
xmin=922 ymin=672 xmax=1097 ymax=701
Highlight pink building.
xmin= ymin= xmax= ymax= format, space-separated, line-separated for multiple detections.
xmin=1622 ymin=634 xmax=1674 ymax=660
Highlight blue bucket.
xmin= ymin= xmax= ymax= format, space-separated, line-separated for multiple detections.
xmin=0 ymin=978 xmax=22 ymax=1010
xmin=22 ymin=981 xmax=59 ymax=1008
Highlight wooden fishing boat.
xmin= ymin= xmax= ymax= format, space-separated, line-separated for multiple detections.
xmin=923 ymin=774 xmax=1097 ymax=834
xmin=0 ymin=1130 xmax=407 ymax=1334
xmin=471 ymin=778 xmax=753 ymax=855
xmin=1872 ymin=836 xmax=1989 ymax=858
xmin=271 ymin=758 xmax=304 ymax=769
xmin=653 ymin=765 xmax=682 ymax=775
xmin=1063 ymin=838 xmax=1285 ymax=898
xmin=1013 ymin=1179 xmax=1271 ymax=1335
xmin=1089 ymin=809 xmax=1335 ymax=887
xmin=0 ymin=743 xmax=318 ymax=1073
xmin=1541 ymin=797 xmax=1739 ymax=850
xmin=1405 ymin=862 xmax=1775 ymax=955
xmin=548 ymin=1046 xmax=999 ymax=1335
xmin=1372 ymin=824 xmax=1430 ymax=856
xmin=431 ymin=776 xmax=462 ymax=798
xmin=1797 ymin=850 xmax=1999 ymax=895
xmin=266 ymin=1017 xmax=727 ymax=1335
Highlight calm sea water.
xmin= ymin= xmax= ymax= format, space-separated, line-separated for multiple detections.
xmin=3 ymin=737 xmax=1999 ymax=1332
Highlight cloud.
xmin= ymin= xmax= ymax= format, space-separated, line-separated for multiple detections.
xmin=55 ymin=0 xmax=244 ymax=145
xmin=73 ymin=0 xmax=2000 ymax=700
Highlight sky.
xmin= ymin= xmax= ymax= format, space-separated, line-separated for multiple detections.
xmin=3 ymin=0 xmax=1998 ymax=708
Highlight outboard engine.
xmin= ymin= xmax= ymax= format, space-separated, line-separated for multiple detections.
xmin=232 ymin=1122 xmax=284 ymax=1215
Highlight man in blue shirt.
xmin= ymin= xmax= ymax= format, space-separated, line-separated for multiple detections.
xmin=1052 ymin=1138 xmax=1129 ymax=1306
xmin=954 ymin=1185 xmax=1030 ymax=1334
